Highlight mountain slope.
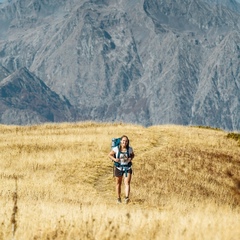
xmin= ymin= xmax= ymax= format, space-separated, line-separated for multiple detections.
xmin=0 ymin=64 xmax=10 ymax=81
xmin=0 ymin=0 xmax=239 ymax=130
xmin=0 ymin=67 xmax=75 ymax=124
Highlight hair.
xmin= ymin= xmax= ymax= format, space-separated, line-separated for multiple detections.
xmin=120 ymin=135 xmax=130 ymax=148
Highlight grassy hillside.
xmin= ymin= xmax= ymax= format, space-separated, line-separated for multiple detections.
xmin=0 ymin=122 xmax=239 ymax=240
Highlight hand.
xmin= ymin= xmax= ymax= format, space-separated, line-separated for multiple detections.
xmin=115 ymin=158 xmax=120 ymax=162
xmin=128 ymin=158 xmax=132 ymax=162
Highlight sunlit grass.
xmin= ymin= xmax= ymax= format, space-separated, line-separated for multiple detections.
xmin=0 ymin=122 xmax=239 ymax=239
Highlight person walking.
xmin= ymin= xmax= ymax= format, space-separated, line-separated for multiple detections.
xmin=108 ymin=135 xmax=134 ymax=204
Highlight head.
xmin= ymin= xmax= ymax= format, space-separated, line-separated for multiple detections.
xmin=120 ymin=135 xmax=129 ymax=148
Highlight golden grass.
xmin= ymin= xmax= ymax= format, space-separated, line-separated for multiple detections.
xmin=0 ymin=122 xmax=239 ymax=239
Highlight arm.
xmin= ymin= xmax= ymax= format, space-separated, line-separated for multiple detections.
xmin=128 ymin=148 xmax=134 ymax=162
xmin=108 ymin=150 xmax=120 ymax=162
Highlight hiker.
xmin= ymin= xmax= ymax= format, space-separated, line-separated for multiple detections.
xmin=108 ymin=135 xmax=135 ymax=204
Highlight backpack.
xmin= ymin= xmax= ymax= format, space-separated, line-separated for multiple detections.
xmin=111 ymin=137 xmax=129 ymax=160
xmin=111 ymin=138 xmax=121 ymax=150
xmin=111 ymin=138 xmax=132 ymax=177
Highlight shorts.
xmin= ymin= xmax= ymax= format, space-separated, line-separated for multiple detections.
xmin=114 ymin=167 xmax=133 ymax=177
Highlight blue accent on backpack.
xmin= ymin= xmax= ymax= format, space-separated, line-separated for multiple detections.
xmin=111 ymin=138 xmax=121 ymax=168
xmin=111 ymin=138 xmax=121 ymax=149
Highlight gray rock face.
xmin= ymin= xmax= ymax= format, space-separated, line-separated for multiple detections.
xmin=0 ymin=64 xmax=10 ymax=81
xmin=0 ymin=0 xmax=239 ymax=130
xmin=0 ymin=67 xmax=75 ymax=124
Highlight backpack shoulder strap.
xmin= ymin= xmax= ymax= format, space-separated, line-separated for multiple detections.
xmin=117 ymin=146 xmax=120 ymax=159
xmin=127 ymin=146 xmax=130 ymax=158
xmin=117 ymin=146 xmax=130 ymax=158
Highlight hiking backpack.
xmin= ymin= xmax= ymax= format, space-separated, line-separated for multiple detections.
xmin=111 ymin=138 xmax=132 ymax=177
xmin=111 ymin=138 xmax=121 ymax=150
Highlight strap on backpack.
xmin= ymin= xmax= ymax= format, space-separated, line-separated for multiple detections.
xmin=113 ymin=146 xmax=131 ymax=177
xmin=117 ymin=146 xmax=129 ymax=159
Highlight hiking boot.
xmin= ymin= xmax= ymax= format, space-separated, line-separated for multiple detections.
xmin=117 ymin=198 xmax=121 ymax=204
xmin=125 ymin=197 xmax=129 ymax=204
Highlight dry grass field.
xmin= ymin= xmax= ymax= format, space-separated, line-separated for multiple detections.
xmin=0 ymin=122 xmax=239 ymax=240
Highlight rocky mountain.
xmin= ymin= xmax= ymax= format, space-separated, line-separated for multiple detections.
xmin=206 ymin=0 xmax=240 ymax=13
xmin=0 ymin=0 xmax=239 ymax=130
xmin=0 ymin=67 xmax=75 ymax=124
xmin=0 ymin=64 xmax=10 ymax=81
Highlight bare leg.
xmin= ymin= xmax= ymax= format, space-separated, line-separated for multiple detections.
xmin=124 ymin=173 xmax=132 ymax=198
xmin=116 ymin=176 xmax=122 ymax=198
